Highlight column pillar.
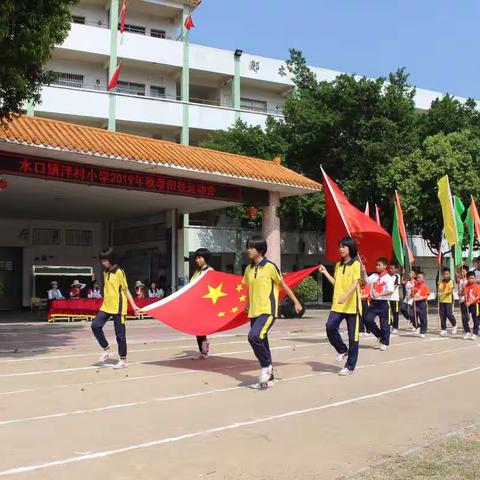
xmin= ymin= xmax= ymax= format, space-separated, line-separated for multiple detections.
xmin=107 ymin=0 xmax=119 ymax=131
xmin=181 ymin=7 xmax=190 ymax=145
xmin=262 ymin=191 xmax=281 ymax=269
xmin=233 ymin=53 xmax=241 ymax=121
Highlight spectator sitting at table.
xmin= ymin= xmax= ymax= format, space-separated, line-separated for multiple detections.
xmin=87 ymin=280 xmax=102 ymax=300
xmin=134 ymin=280 xmax=145 ymax=299
xmin=69 ymin=280 xmax=86 ymax=300
xmin=148 ymin=281 xmax=164 ymax=299
xmin=47 ymin=281 xmax=64 ymax=300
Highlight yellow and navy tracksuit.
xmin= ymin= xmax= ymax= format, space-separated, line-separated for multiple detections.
xmin=438 ymin=279 xmax=457 ymax=330
xmin=190 ymin=265 xmax=213 ymax=353
xmin=243 ymin=257 xmax=282 ymax=368
xmin=91 ymin=266 xmax=129 ymax=359
xmin=326 ymin=258 xmax=361 ymax=372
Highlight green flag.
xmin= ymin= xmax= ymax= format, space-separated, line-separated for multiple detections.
xmin=466 ymin=206 xmax=475 ymax=265
xmin=392 ymin=203 xmax=404 ymax=267
xmin=453 ymin=196 xmax=465 ymax=266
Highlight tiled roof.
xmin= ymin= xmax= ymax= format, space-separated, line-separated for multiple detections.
xmin=0 ymin=115 xmax=321 ymax=192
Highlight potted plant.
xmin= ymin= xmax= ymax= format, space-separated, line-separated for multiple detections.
xmin=280 ymin=275 xmax=321 ymax=319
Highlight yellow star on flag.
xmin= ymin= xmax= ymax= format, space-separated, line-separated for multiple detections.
xmin=239 ymin=295 xmax=247 ymax=302
xmin=236 ymin=283 xmax=244 ymax=292
xmin=231 ymin=306 xmax=239 ymax=313
xmin=217 ymin=311 xmax=226 ymax=318
xmin=202 ymin=283 xmax=228 ymax=305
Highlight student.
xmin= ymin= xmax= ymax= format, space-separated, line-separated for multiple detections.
xmin=359 ymin=282 xmax=372 ymax=337
xmin=463 ymin=271 xmax=480 ymax=340
xmin=388 ymin=263 xmax=401 ymax=334
xmin=364 ymin=258 xmax=394 ymax=350
xmin=401 ymin=271 xmax=417 ymax=329
xmin=243 ymin=236 xmax=302 ymax=388
xmin=438 ymin=267 xmax=457 ymax=336
xmin=190 ymin=248 xmax=214 ymax=359
xmin=87 ymin=280 xmax=102 ymax=300
xmin=412 ymin=272 xmax=430 ymax=338
xmin=69 ymin=279 xmax=86 ymax=300
xmin=134 ymin=281 xmax=145 ymax=299
xmin=457 ymin=266 xmax=469 ymax=335
xmin=47 ymin=281 xmax=64 ymax=300
xmin=91 ymin=248 xmax=140 ymax=369
xmin=319 ymin=237 xmax=361 ymax=376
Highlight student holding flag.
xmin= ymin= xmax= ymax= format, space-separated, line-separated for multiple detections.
xmin=463 ymin=271 xmax=480 ymax=340
xmin=388 ymin=263 xmax=401 ymax=334
xmin=412 ymin=272 xmax=430 ymax=337
xmin=438 ymin=267 xmax=457 ymax=336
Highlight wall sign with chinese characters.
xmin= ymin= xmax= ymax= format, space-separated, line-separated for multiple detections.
xmin=0 ymin=152 xmax=246 ymax=203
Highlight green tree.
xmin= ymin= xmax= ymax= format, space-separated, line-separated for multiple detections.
xmin=0 ymin=0 xmax=77 ymax=119
xmin=381 ymin=130 xmax=480 ymax=251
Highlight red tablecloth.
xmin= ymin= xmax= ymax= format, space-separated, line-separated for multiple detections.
xmin=48 ymin=298 xmax=157 ymax=320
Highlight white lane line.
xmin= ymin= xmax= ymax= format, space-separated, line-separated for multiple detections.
xmin=0 ymin=331 xmax=326 ymax=364
xmin=1 ymin=342 xmax=475 ymax=428
xmin=1 ymin=363 xmax=479 ymax=477
xmin=0 ymin=335 xmax=434 ymax=379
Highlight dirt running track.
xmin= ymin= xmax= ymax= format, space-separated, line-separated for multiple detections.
xmin=0 ymin=313 xmax=479 ymax=479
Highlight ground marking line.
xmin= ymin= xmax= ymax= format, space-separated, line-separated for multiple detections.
xmin=1 ymin=362 xmax=479 ymax=477
xmin=1 ymin=341 xmax=475 ymax=428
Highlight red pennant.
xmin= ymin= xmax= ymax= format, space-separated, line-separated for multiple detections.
xmin=184 ymin=14 xmax=195 ymax=30
xmin=143 ymin=267 xmax=318 ymax=336
xmin=107 ymin=63 xmax=122 ymax=90
xmin=120 ymin=0 xmax=127 ymax=33
xmin=375 ymin=204 xmax=381 ymax=226
xmin=322 ymin=168 xmax=392 ymax=272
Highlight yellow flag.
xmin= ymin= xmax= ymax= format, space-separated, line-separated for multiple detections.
xmin=437 ymin=175 xmax=458 ymax=246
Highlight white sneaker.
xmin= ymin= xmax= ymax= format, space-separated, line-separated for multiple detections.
xmin=251 ymin=367 xmax=274 ymax=389
xmin=379 ymin=344 xmax=388 ymax=351
xmin=201 ymin=340 xmax=210 ymax=355
xmin=99 ymin=349 xmax=110 ymax=362
xmin=359 ymin=332 xmax=367 ymax=337
xmin=451 ymin=326 xmax=458 ymax=336
xmin=420 ymin=334 xmax=426 ymax=338
xmin=391 ymin=329 xmax=398 ymax=335
xmin=471 ymin=334 xmax=477 ymax=340
xmin=338 ymin=367 xmax=352 ymax=376
xmin=336 ymin=353 xmax=347 ymax=363
xmin=439 ymin=330 xmax=447 ymax=337
xmin=415 ymin=328 xmax=421 ymax=335
xmin=194 ymin=352 xmax=208 ymax=360
xmin=411 ymin=325 xmax=417 ymax=332
xmin=463 ymin=332 xmax=472 ymax=340
xmin=113 ymin=359 xmax=127 ymax=369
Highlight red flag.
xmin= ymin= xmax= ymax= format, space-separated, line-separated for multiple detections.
xmin=184 ymin=14 xmax=195 ymax=30
xmin=364 ymin=201 xmax=370 ymax=217
xmin=142 ymin=267 xmax=318 ymax=336
xmin=470 ymin=196 xmax=480 ymax=242
xmin=120 ymin=0 xmax=127 ymax=34
xmin=322 ymin=168 xmax=392 ymax=272
xmin=107 ymin=63 xmax=122 ymax=90
xmin=436 ymin=234 xmax=443 ymax=265
xmin=395 ymin=191 xmax=414 ymax=264
xmin=375 ymin=204 xmax=381 ymax=226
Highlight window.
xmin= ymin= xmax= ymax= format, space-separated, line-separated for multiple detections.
xmin=72 ymin=15 xmax=86 ymax=24
xmin=240 ymin=97 xmax=267 ymax=113
xmin=51 ymin=72 xmax=84 ymax=88
xmin=32 ymin=229 xmax=60 ymax=246
xmin=117 ymin=81 xmax=145 ymax=96
xmin=150 ymin=85 xmax=166 ymax=98
xmin=150 ymin=28 xmax=166 ymax=39
xmin=66 ymin=230 xmax=92 ymax=247
xmin=119 ymin=23 xmax=146 ymax=35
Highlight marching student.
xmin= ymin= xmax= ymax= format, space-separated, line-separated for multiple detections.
xmin=359 ymin=281 xmax=372 ymax=337
xmin=91 ymin=248 xmax=140 ymax=369
xmin=364 ymin=258 xmax=394 ymax=350
xmin=243 ymin=235 xmax=302 ymax=388
xmin=463 ymin=271 xmax=480 ymax=340
xmin=412 ymin=272 xmax=430 ymax=338
xmin=388 ymin=263 xmax=401 ymax=334
xmin=401 ymin=271 xmax=417 ymax=329
xmin=319 ymin=237 xmax=362 ymax=376
xmin=438 ymin=267 xmax=457 ymax=336
xmin=457 ymin=266 xmax=469 ymax=335
xmin=190 ymin=248 xmax=214 ymax=359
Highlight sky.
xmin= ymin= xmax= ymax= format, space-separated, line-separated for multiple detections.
xmin=190 ymin=0 xmax=480 ymax=99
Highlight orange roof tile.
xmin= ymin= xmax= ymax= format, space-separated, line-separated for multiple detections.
xmin=0 ymin=116 xmax=321 ymax=192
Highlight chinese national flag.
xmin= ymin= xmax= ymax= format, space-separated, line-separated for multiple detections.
xmin=142 ymin=267 xmax=318 ymax=335
xmin=107 ymin=63 xmax=122 ymax=90
xmin=120 ymin=0 xmax=127 ymax=33
xmin=322 ymin=168 xmax=392 ymax=272
xmin=184 ymin=14 xmax=195 ymax=30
